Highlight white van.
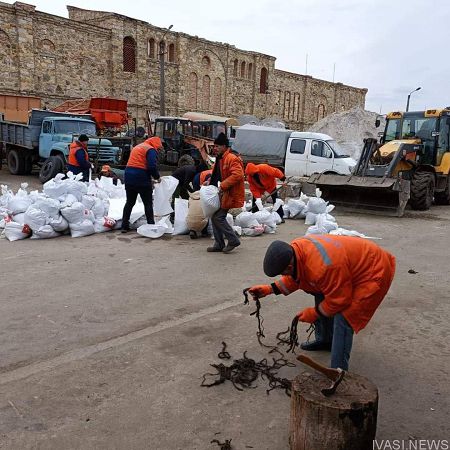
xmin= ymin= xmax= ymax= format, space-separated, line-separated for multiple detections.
xmin=233 ymin=125 xmax=356 ymax=177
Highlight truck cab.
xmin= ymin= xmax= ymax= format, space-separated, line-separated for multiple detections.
xmin=284 ymin=132 xmax=356 ymax=177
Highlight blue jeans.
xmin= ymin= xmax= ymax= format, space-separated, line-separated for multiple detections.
xmin=314 ymin=295 xmax=354 ymax=370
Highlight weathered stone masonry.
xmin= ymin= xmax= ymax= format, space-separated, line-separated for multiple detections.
xmin=0 ymin=1 xmax=367 ymax=129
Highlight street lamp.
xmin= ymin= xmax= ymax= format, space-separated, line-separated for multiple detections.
xmin=159 ymin=24 xmax=173 ymax=116
xmin=406 ymin=87 xmax=421 ymax=112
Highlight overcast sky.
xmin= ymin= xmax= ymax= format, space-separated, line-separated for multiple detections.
xmin=6 ymin=0 xmax=449 ymax=114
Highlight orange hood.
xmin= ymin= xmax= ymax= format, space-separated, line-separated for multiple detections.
xmin=145 ymin=136 xmax=163 ymax=151
xmin=245 ymin=163 xmax=258 ymax=176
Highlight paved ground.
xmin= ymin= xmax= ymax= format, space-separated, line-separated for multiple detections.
xmin=0 ymin=172 xmax=449 ymax=449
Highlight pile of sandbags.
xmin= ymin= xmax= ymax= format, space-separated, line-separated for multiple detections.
xmin=0 ymin=173 xmax=180 ymax=242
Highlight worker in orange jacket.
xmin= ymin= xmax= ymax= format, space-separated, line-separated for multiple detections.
xmin=207 ymin=132 xmax=245 ymax=253
xmin=247 ymin=236 xmax=396 ymax=370
xmin=245 ymin=163 xmax=286 ymax=221
xmin=67 ymin=134 xmax=92 ymax=181
xmin=121 ymin=136 xmax=163 ymax=232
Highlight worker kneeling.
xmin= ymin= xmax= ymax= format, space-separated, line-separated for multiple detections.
xmin=245 ymin=163 xmax=285 ymax=221
xmin=247 ymin=236 xmax=396 ymax=370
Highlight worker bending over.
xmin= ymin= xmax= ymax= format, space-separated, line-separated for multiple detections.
xmin=247 ymin=236 xmax=395 ymax=370
xmin=121 ymin=136 xmax=162 ymax=233
xmin=245 ymin=163 xmax=285 ymax=221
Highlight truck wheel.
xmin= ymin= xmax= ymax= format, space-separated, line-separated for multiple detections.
xmin=410 ymin=171 xmax=435 ymax=210
xmin=434 ymin=175 xmax=450 ymax=205
xmin=7 ymin=149 xmax=26 ymax=175
xmin=39 ymin=155 xmax=64 ymax=183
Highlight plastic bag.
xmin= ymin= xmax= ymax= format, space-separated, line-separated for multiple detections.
xmin=8 ymin=193 xmax=32 ymax=215
xmin=61 ymin=202 xmax=85 ymax=224
xmin=91 ymin=198 xmax=105 ymax=218
xmin=137 ymin=217 xmax=171 ymax=239
xmin=33 ymin=198 xmax=61 ymax=219
xmin=70 ymin=219 xmax=95 ymax=238
xmin=255 ymin=198 xmax=264 ymax=211
xmin=305 ymin=191 xmax=327 ymax=214
xmin=305 ymin=213 xmax=338 ymax=235
xmin=173 ymin=198 xmax=189 ymax=235
xmin=82 ymin=195 xmax=96 ymax=210
xmin=226 ymin=213 xmax=234 ymax=228
xmin=31 ymin=225 xmax=60 ymax=239
xmin=43 ymin=174 xmax=67 ymax=199
xmin=232 ymin=225 xmax=242 ymax=236
xmin=287 ymin=199 xmax=306 ymax=219
xmin=253 ymin=210 xmax=276 ymax=228
xmin=153 ymin=176 xmax=179 ymax=216
xmin=93 ymin=216 xmax=116 ymax=233
xmin=235 ymin=211 xmax=259 ymax=228
xmin=24 ymin=206 xmax=48 ymax=231
xmin=199 ymin=185 xmax=220 ymax=218
xmin=4 ymin=221 xmax=32 ymax=241
xmin=60 ymin=193 xmax=79 ymax=208
xmin=49 ymin=215 xmax=69 ymax=232
xmin=242 ymin=225 xmax=265 ymax=236
xmin=271 ymin=212 xmax=282 ymax=225
xmin=272 ymin=198 xmax=284 ymax=212
xmin=305 ymin=212 xmax=318 ymax=226
xmin=329 ymin=228 xmax=382 ymax=239
xmin=12 ymin=213 xmax=26 ymax=225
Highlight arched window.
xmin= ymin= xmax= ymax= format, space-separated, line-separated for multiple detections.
xmin=188 ymin=72 xmax=198 ymax=109
xmin=247 ymin=63 xmax=253 ymax=79
xmin=202 ymin=55 xmax=211 ymax=69
xmin=213 ymin=77 xmax=222 ymax=112
xmin=0 ymin=30 xmax=12 ymax=71
xmin=202 ymin=75 xmax=211 ymax=110
xmin=317 ymin=104 xmax=326 ymax=120
xmin=259 ymin=67 xmax=268 ymax=94
xmin=240 ymin=61 xmax=246 ymax=78
xmin=168 ymin=43 xmax=175 ymax=63
xmin=233 ymin=59 xmax=238 ymax=77
xmin=123 ymin=36 xmax=136 ymax=73
xmin=148 ymin=38 xmax=155 ymax=58
xmin=284 ymin=92 xmax=291 ymax=119
xmin=293 ymin=93 xmax=300 ymax=121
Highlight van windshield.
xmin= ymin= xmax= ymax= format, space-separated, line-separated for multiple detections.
xmin=326 ymin=140 xmax=350 ymax=158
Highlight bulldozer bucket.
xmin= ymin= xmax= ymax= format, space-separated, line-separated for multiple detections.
xmin=308 ymin=173 xmax=410 ymax=217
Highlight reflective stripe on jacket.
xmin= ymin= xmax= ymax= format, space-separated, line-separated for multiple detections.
xmin=274 ymin=235 xmax=396 ymax=333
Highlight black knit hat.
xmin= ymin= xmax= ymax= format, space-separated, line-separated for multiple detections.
xmin=78 ymin=134 xmax=89 ymax=142
xmin=263 ymin=240 xmax=294 ymax=277
xmin=214 ymin=132 xmax=229 ymax=147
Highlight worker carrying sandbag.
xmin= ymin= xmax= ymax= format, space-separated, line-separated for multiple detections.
xmin=121 ymin=136 xmax=163 ymax=233
xmin=245 ymin=163 xmax=286 ymax=222
xmin=246 ymin=236 xmax=396 ymax=370
xmin=67 ymin=134 xmax=92 ymax=182
xmin=207 ymin=133 xmax=245 ymax=254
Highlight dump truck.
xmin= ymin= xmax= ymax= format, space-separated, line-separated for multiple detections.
xmin=0 ymin=94 xmax=41 ymax=123
xmin=0 ymin=109 xmax=121 ymax=182
xmin=308 ymin=108 xmax=450 ymax=216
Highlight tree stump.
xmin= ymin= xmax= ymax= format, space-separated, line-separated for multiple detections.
xmin=290 ymin=371 xmax=378 ymax=450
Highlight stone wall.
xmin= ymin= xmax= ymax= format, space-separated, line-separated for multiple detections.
xmin=0 ymin=1 xmax=367 ymax=129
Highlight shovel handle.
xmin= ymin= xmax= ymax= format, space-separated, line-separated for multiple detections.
xmin=297 ymin=354 xmax=340 ymax=381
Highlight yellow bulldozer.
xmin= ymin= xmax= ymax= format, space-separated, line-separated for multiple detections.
xmin=308 ymin=108 xmax=450 ymax=216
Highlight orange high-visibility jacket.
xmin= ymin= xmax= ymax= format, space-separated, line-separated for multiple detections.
xmin=215 ymin=149 xmax=245 ymax=209
xmin=127 ymin=137 xmax=162 ymax=170
xmin=68 ymin=141 xmax=89 ymax=167
xmin=274 ymin=235 xmax=396 ymax=333
xmin=245 ymin=163 xmax=284 ymax=198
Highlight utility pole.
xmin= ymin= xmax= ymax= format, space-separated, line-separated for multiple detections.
xmin=406 ymin=87 xmax=421 ymax=112
xmin=159 ymin=24 xmax=173 ymax=116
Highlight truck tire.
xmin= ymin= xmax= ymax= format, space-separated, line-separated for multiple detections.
xmin=409 ymin=171 xmax=435 ymax=210
xmin=7 ymin=149 xmax=26 ymax=175
xmin=434 ymin=175 xmax=450 ymax=205
xmin=39 ymin=155 xmax=64 ymax=183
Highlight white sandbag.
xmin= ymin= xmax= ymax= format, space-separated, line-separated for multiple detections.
xmin=235 ymin=211 xmax=259 ymax=228
xmin=272 ymin=198 xmax=284 ymax=212
xmin=137 ymin=217 xmax=170 ymax=239
xmin=255 ymin=198 xmax=264 ymax=211
xmin=43 ymin=174 xmax=67 ymax=199
xmin=8 ymin=194 xmax=32 ymax=215
xmin=305 ymin=212 xmax=318 ymax=226
xmin=305 ymin=196 xmax=327 ymax=214
xmin=82 ymin=195 xmax=96 ymax=210
xmin=329 ymin=228 xmax=382 ymax=239
xmin=91 ymin=198 xmax=105 ymax=218
xmin=287 ymin=199 xmax=306 ymax=218
xmin=0 ymin=185 xmax=13 ymax=208
xmin=305 ymin=213 xmax=338 ymax=235
xmin=94 ymin=216 xmax=116 ymax=233
xmin=24 ymin=206 xmax=48 ymax=231
xmin=60 ymin=193 xmax=79 ymax=208
xmin=173 ymin=198 xmax=189 ymax=235
xmin=271 ymin=212 xmax=282 ymax=225
xmin=49 ymin=215 xmax=69 ymax=232
xmin=244 ymin=200 xmax=253 ymax=211
xmin=31 ymin=225 xmax=60 ymax=239
xmin=153 ymin=176 xmax=179 ymax=216
xmin=282 ymin=205 xmax=290 ymax=219
xmin=70 ymin=219 xmax=95 ymax=238
xmin=131 ymin=215 xmax=148 ymax=230
xmin=226 ymin=213 xmax=234 ymax=228
xmin=242 ymin=225 xmax=265 ymax=236
xmin=264 ymin=224 xmax=277 ymax=234
xmin=61 ymin=202 xmax=85 ymax=224
xmin=233 ymin=225 xmax=242 ymax=236
xmin=12 ymin=213 xmax=25 ymax=225
xmin=65 ymin=179 xmax=87 ymax=201
xmin=253 ymin=210 xmax=276 ymax=228
xmin=33 ymin=198 xmax=61 ymax=219
xmin=83 ymin=208 xmax=96 ymax=224
xmin=4 ymin=221 xmax=32 ymax=241
xmin=199 ymin=184 xmax=220 ymax=218
xmin=0 ymin=214 xmax=12 ymax=229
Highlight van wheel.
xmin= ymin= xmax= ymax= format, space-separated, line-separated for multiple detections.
xmin=7 ymin=149 xmax=26 ymax=175
xmin=39 ymin=155 xmax=64 ymax=183
xmin=434 ymin=176 xmax=450 ymax=205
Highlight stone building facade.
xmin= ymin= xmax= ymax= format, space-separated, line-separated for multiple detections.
xmin=0 ymin=1 xmax=367 ymax=129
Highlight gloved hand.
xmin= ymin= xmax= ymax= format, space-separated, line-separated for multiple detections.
xmin=297 ymin=307 xmax=319 ymax=323
xmin=248 ymin=284 xmax=273 ymax=299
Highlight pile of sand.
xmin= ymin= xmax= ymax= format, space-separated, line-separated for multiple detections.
xmin=308 ymin=107 xmax=385 ymax=159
